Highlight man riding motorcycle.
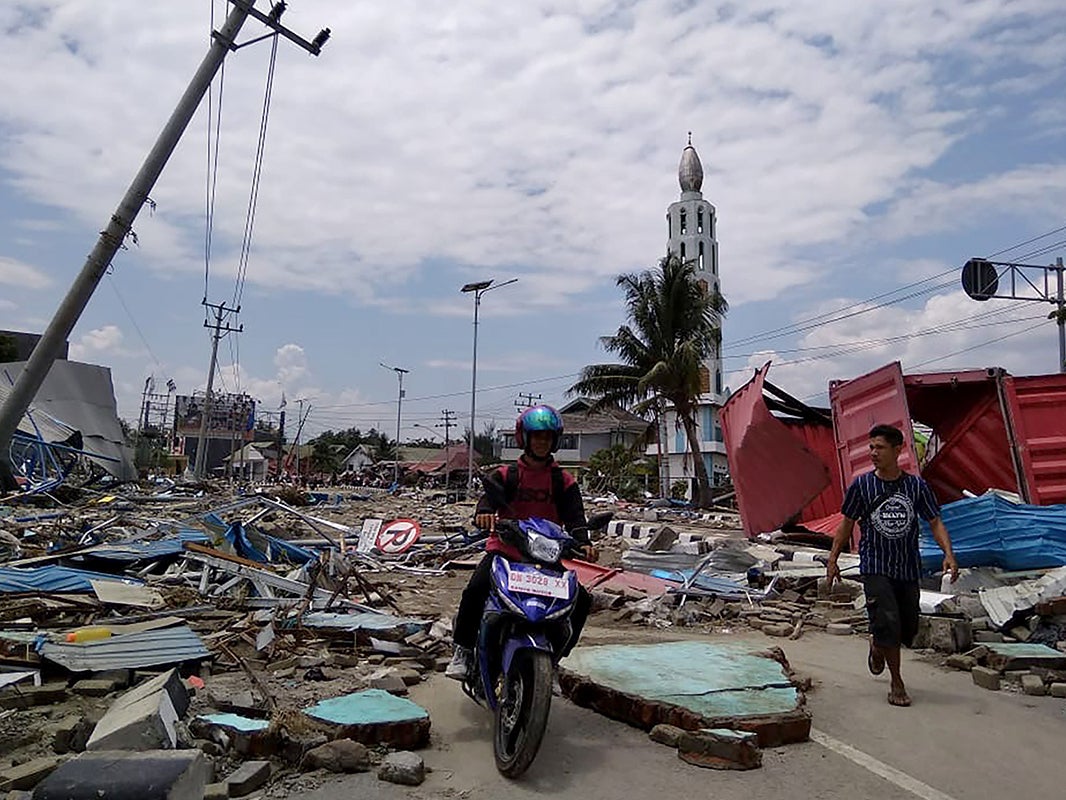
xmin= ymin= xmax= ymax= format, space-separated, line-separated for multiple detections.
xmin=447 ymin=404 xmax=597 ymax=680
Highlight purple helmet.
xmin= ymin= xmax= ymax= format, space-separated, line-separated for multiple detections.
xmin=515 ymin=405 xmax=564 ymax=452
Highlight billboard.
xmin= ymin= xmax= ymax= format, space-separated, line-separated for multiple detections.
xmin=174 ymin=393 xmax=255 ymax=439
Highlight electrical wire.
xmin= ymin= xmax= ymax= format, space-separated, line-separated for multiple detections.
xmin=728 ymin=224 xmax=1066 ymax=349
xmin=908 ymin=320 xmax=1049 ymax=370
xmin=232 ymin=31 xmax=280 ymax=310
xmin=106 ymin=274 xmax=162 ymax=367
xmin=204 ymin=0 xmax=225 ymax=303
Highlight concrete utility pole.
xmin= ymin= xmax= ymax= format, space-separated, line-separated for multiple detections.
xmin=380 ymin=363 xmax=409 ymax=487
xmin=192 ymin=301 xmax=242 ymax=479
xmin=0 ymin=0 xmax=329 ymax=491
xmin=460 ymin=278 xmax=517 ymax=494
xmin=961 ymin=255 xmax=1066 ymax=373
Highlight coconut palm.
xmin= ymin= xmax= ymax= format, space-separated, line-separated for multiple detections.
xmin=569 ymin=252 xmax=726 ymax=507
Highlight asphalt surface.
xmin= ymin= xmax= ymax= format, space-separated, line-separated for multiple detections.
xmin=299 ymin=629 xmax=1066 ymax=800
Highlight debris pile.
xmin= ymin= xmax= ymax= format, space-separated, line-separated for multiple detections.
xmin=0 ymin=487 xmax=464 ymax=795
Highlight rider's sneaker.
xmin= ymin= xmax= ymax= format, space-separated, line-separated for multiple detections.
xmin=445 ymin=646 xmax=471 ymax=681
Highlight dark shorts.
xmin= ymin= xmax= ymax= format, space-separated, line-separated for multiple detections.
xmin=862 ymin=575 xmax=920 ymax=649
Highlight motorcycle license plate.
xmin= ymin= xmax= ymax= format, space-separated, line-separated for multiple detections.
xmin=506 ymin=565 xmax=571 ymax=599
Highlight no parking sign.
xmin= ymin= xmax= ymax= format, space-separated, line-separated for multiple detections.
xmin=375 ymin=518 xmax=422 ymax=554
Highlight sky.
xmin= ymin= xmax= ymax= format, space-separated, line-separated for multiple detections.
xmin=1 ymin=0 xmax=1065 ymax=444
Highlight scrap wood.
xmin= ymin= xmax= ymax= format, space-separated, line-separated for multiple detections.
xmin=219 ymin=642 xmax=278 ymax=712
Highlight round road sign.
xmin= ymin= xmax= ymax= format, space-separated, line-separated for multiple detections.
xmin=375 ymin=519 xmax=422 ymax=554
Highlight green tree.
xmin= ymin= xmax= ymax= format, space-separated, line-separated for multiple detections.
xmin=0 ymin=335 xmax=18 ymax=363
xmin=586 ymin=443 xmax=654 ymax=501
xmin=310 ymin=439 xmax=341 ymax=473
xmin=569 ymin=252 xmax=726 ymax=508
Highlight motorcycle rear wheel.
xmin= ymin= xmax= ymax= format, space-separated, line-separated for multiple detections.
xmin=493 ymin=649 xmax=553 ymax=778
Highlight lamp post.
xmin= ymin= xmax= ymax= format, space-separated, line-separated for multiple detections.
xmin=460 ymin=278 xmax=517 ymax=494
xmin=380 ymin=363 xmax=409 ymax=487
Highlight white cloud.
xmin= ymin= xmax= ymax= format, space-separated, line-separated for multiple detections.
xmin=724 ymin=289 xmax=1056 ymax=402
xmin=0 ymin=256 xmax=51 ymax=289
xmin=0 ymin=0 xmax=1061 ymax=309
xmin=273 ymin=344 xmax=308 ymax=387
xmin=69 ymin=324 xmax=126 ymax=361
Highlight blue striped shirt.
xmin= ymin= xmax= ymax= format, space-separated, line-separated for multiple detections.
xmin=841 ymin=471 xmax=940 ymax=582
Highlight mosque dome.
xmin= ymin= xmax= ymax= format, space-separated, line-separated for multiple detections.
xmin=678 ymin=135 xmax=703 ymax=193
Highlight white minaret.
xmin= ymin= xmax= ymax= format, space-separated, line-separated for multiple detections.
xmin=666 ymin=134 xmax=721 ymax=395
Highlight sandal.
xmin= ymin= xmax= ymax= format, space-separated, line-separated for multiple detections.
xmin=868 ymin=645 xmax=885 ymax=676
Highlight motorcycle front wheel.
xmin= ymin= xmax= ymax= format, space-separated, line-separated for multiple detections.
xmin=493 ymin=649 xmax=553 ymax=778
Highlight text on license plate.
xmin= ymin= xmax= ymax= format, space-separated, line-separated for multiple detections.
xmin=506 ymin=567 xmax=571 ymax=599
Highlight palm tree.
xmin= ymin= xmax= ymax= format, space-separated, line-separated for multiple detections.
xmin=569 ymin=252 xmax=727 ymax=507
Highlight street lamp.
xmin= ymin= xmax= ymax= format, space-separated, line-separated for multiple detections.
xmin=461 ymin=278 xmax=517 ymax=493
xmin=411 ymin=423 xmax=443 ymax=441
xmin=380 ymin=362 xmax=409 ymax=487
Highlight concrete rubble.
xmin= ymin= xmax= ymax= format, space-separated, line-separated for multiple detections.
xmin=4 ymin=477 xmax=1066 ymax=794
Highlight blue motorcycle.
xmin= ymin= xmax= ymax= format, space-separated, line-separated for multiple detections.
xmin=461 ymin=514 xmax=610 ymax=778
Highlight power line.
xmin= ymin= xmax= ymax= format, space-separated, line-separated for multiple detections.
xmin=729 ymin=224 xmax=1066 ymax=350
xmin=908 ymin=320 xmax=1048 ymax=370
xmin=232 ymin=30 xmax=280 ymax=309
xmin=987 ymin=223 xmax=1066 ymax=259
xmin=106 ymin=274 xmax=162 ymax=367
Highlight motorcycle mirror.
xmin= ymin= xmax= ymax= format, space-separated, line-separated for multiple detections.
xmin=587 ymin=511 xmax=614 ymax=530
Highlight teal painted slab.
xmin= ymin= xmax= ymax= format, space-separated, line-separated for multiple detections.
xmin=304 ymin=689 xmax=429 ymax=725
xmin=563 ymin=641 xmax=800 ymax=719
xmin=198 ymin=713 xmax=270 ymax=732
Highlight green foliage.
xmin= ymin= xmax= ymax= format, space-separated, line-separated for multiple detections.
xmin=586 ymin=444 xmax=654 ymax=501
xmin=310 ymin=439 xmax=341 ymax=473
xmin=569 ymin=251 xmax=727 ymax=507
xmin=0 ymin=335 xmax=16 ymax=363
xmin=671 ymin=480 xmax=689 ymax=500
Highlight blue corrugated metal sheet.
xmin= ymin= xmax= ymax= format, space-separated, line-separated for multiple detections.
xmin=0 ymin=565 xmax=143 ymax=593
xmin=78 ymin=530 xmax=210 ymax=564
xmin=920 ymin=494 xmax=1066 ymax=571
xmin=39 ymin=624 xmax=210 ymax=671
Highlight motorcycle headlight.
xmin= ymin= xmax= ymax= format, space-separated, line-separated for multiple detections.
xmin=526 ymin=531 xmax=562 ymax=563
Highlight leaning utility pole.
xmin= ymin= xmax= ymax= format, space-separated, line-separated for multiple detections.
xmin=191 ymin=301 xmax=242 ymax=479
xmin=0 ymin=1 xmax=329 ymax=490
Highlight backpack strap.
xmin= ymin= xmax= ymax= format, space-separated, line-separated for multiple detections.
xmin=550 ymin=465 xmax=566 ymax=516
xmin=504 ymin=464 xmax=520 ymax=506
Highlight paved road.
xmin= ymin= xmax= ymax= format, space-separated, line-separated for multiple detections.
xmin=300 ymin=630 xmax=1066 ymax=800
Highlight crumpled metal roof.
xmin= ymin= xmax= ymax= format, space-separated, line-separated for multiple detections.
xmin=0 ymin=564 xmax=143 ymax=594
xmin=39 ymin=624 xmax=210 ymax=671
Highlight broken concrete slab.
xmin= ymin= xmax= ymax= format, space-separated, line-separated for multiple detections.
xmin=972 ymin=666 xmax=1001 ymax=691
xmin=0 ymin=683 xmax=67 ymax=710
xmin=120 ymin=670 xmax=190 ymax=718
xmin=649 ymin=723 xmax=685 ymax=747
xmin=0 ymin=756 xmax=64 ymax=792
xmin=1021 ymin=674 xmax=1046 ymax=696
xmin=203 ymin=783 xmax=229 ymax=800
xmin=983 ymin=643 xmax=1066 ymax=672
xmin=302 ymin=739 xmax=371 ymax=773
xmin=189 ymin=714 xmax=273 ymax=758
xmin=677 ymin=728 xmax=762 ymax=770
xmin=378 ymin=751 xmax=425 ymax=786
xmin=302 ymin=689 xmax=431 ymax=749
xmin=73 ymin=678 xmax=120 ymax=697
xmin=33 ymin=750 xmax=209 ymax=800
xmin=51 ymin=714 xmax=98 ymax=754
xmin=87 ymin=687 xmax=179 ymax=751
xmin=945 ymin=654 xmax=978 ymax=671
xmin=1050 ymin=683 xmax=1066 ymax=698
xmin=224 ymin=760 xmax=271 ymax=797
xmin=560 ymin=641 xmax=811 ymax=746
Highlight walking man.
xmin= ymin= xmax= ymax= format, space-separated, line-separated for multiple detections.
xmin=827 ymin=423 xmax=958 ymax=707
